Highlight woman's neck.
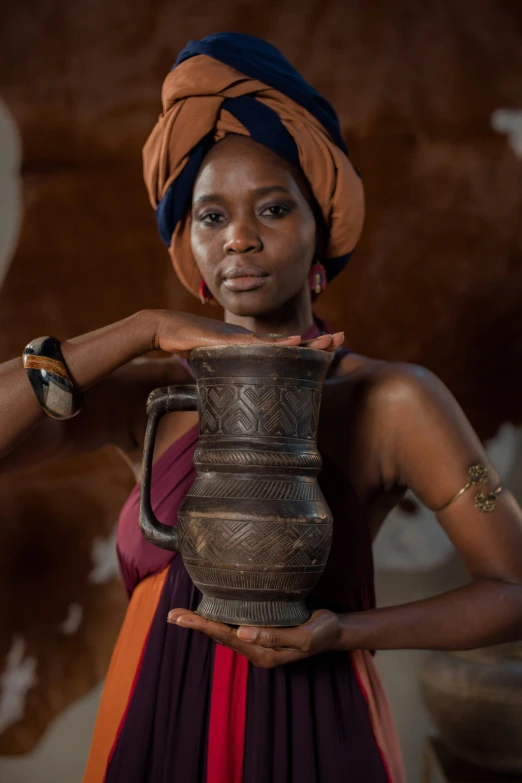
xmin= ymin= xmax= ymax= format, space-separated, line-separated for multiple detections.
xmin=224 ymin=286 xmax=314 ymax=337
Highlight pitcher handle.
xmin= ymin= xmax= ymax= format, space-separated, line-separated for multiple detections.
xmin=139 ymin=384 xmax=198 ymax=551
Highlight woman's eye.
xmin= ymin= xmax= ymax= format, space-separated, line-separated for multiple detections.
xmin=260 ymin=204 xmax=290 ymax=219
xmin=200 ymin=212 xmax=224 ymax=226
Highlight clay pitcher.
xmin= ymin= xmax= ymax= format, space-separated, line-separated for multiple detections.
xmin=139 ymin=344 xmax=333 ymax=627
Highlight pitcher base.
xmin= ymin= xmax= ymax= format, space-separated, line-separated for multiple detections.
xmin=197 ymin=596 xmax=310 ymax=627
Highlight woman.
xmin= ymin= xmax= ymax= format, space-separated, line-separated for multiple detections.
xmin=2 ymin=32 xmax=522 ymax=783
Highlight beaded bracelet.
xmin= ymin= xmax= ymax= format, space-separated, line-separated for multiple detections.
xmin=22 ymin=336 xmax=82 ymax=420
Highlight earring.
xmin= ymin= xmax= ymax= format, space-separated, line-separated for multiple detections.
xmin=199 ymin=279 xmax=214 ymax=304
xmin=310 ymin=261 xmax=327 ymax=295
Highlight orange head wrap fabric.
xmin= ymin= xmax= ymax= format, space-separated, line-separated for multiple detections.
xmin=143 ymin=34 xmax=364 ymax=298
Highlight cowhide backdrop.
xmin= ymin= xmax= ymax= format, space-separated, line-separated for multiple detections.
xmin=0 ymin=0 xmax=521 ymax=754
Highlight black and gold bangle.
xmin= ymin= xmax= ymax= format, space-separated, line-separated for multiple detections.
xmin=22 ymin=336 xmax=82 ymax=420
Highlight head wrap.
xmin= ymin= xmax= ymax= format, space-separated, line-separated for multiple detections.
xmin=143 ymin=32 xmax=364 ymax=298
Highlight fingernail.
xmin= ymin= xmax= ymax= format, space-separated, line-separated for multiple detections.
xmin=237 ymin=628 xmax=258 ymax=642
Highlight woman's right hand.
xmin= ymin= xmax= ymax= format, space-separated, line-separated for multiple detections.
xmin=0 ymin=307 xmax=342 ymax=470
xmin=151 ymin=310 xmax=343 ymax=354
xmin=150 ymin=310 xmax=343 ymax=354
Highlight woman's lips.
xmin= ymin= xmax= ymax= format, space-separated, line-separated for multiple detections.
xmin=222 ymin=266 xmax=269 ymax=292
xmin=223 ymin=275 xmax=268 ymax=292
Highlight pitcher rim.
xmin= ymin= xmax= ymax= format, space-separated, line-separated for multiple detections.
xmin=189 ymin=343 xmax=334 ymax=363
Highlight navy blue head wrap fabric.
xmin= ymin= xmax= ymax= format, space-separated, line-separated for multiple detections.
xmin=174 ymin=33 xmax=348 ymax=154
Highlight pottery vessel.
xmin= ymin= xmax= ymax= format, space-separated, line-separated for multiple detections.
xmin=139 ymin=344 xmax=333 ymax=627
xmin=420 ymin=643 xmax=522 ymax=772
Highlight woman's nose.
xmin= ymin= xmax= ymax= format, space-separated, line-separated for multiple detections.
xmin=223 ymin=223 xmax=262 ymax=254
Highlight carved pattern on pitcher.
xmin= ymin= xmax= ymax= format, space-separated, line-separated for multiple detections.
xmin=188 ymin=476 xmax=322 ymax=501
xmin=180 ymin=517 xmax=332 ymax=567
xmin=196 ymin=597 xmax=310 ymax=626
xmin=186 ymin=566 xmax=320 ymax=591
xmin=193 ymin=448 xmax=322 ymax=470
xmin=198 ymin=383 xmax=321 ymax=439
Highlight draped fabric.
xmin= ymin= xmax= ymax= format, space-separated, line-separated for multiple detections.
xmin=83 ymin=559 xmax=404 ymax=783
xmin=142 ymin=33 xmax=365 ymax=298
xmin=84 ymin=330 xmax=405 ymax=783
xmin=84 ymin=437 xmax=405 ymax=782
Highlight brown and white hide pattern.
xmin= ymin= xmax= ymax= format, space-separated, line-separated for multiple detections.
xmin=0 ymin=449 xmax=133 ymax=753
xmin=0 ymin=0 xmax=521 ymax=754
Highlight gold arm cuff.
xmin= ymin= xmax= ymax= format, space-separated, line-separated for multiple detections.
xmin=435 ymin=464 xmax=491 ymax=513
xmin=475 ymin=485 xmax=503 ymax=513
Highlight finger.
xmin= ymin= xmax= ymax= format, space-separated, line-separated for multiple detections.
xmin=301 ymin=334 xmax=334 ymax=350
xmin=181 ymin=331 xmax=302 ymax=351
xmin=168 ymin=610 xmax=235 ymax=643
xmin=167 ymin=611 xmax=311 ymax=666
xmin=236 ymin=625 xmax=309 ymax=652
xmin=168 ymin=610 xmax=257 ymax=654
xmin=255 ymin=335 xmax=302 ymax=345
xmin=324 ymin=332 xmax=345 ymax=353
xmin=167 ymin=608 xmax=195 ymax=623
xmin=303 ymin=332 xmax=345 ymax=353
xmin=330 ymin=332 xmax=345 ymax=349
xmin=217 ymin=333 xmax=301 ymax=347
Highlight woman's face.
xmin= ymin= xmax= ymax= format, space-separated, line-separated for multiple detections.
xmin=190 ymin=135 xmax=318 ymax=317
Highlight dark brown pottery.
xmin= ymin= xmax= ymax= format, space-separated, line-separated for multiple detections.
xmin=139 ymin=344 xmax=333 ymax=627
xmin=420 ymin=643 xmax=522 ymax=773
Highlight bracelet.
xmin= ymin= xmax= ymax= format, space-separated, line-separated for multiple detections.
xmin=22 ymin=336 xmax=83 ymax=420
xmin=435 ymin=464 xmax=503 ymax=514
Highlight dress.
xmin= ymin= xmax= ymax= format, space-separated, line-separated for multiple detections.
xmin=82 ymin=340 xmax=405 ymax=783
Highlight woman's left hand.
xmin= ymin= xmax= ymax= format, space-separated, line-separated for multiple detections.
xmin=167 ymin=608 xmax=343 ymax=668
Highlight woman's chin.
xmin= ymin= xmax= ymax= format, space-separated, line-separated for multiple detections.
xmin=219 ymin=290 xmax=284 ymax=319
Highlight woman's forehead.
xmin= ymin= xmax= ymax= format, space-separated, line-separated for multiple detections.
xmin=193 ymin=135 xmax=310 ymax=201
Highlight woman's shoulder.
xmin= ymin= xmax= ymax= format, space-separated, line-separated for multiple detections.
xmin=334 ymin=351 xmax=447 ymax=416
xmin=333 ymin=348 xmax=443 ymax=403
xmin=324 ymin=354 xmax=450 ymax=506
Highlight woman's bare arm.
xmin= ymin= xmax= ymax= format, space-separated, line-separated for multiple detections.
xmin=0 ymin=310 xmax=159 ymax=464
xmin=0 ymin=309 xmax=306 ymax=473
xmin=0 ymin=355 xmax=191 ymax=472
xmin=336 ymin=364 xmax=522 ymax=651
